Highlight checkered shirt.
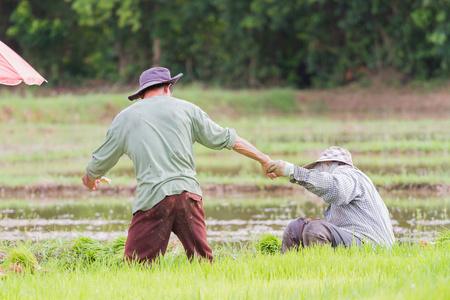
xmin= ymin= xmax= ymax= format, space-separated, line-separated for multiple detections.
xmin=290 ymin=165 xmax=395 ymax=247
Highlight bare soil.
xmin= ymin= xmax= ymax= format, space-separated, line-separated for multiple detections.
xmin=1 ymin=182 xmax=448 ymax=201
xmin=296 ymin=85 xmax=450 ymax=119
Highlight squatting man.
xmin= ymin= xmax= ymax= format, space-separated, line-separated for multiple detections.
xmin=266 ymin=146 xmax=395 ymax=252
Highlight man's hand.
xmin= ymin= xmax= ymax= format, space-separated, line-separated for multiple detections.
xmin=82 ymin=173 xmax=100 ymax=191
xmin=261 ymin=162 xmax=277 ymax=180
xmin=266 ymin=160 xmax=289 ymax=177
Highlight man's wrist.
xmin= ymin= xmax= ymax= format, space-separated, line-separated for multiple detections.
xmin=284 ymin=162 xmax=294 ymax=177
xmin=259 ymin=154 xmax=271 ymax=164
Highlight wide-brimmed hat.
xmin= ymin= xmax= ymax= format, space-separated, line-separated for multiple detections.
xmin=303 ymin=146 xmax=355 ymax=169
xmin=128 ymin=67 xmax=183 ymax=101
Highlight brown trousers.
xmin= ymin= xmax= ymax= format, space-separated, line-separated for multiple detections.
xmin=281 ymin=217 xmax=334 ymax=253
xmin=124 ymin=191 xmax=213 ymax=264
xmin=281 ymin=217 xmax=362 ymax=253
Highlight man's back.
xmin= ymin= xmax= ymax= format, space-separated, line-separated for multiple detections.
xmin=83 ymin=66 xmax=271 ymax=264
xmin=322 ymin=167 xmax=395 ymax=247
xmin=87 ymin=96 xmax=236 ymax=213
xmin=120 ymin=96 xmax=199 ymax=213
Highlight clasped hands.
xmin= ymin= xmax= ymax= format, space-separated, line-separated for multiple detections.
xmin=262 ymin=159 xmax=291 ymax=179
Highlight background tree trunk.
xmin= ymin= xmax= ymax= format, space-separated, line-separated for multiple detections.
xmin=152 ymin=38 xmax=161 ymax=67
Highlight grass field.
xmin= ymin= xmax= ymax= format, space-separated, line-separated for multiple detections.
xmin=1 ymin=236 xmax=450 ymax=299
xmin=0 ymin=104 xmax=448 ymax=188
xmin=0 ymin=85 xmax=449 ymax=299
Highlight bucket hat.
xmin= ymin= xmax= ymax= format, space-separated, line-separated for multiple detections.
xmin=303 ymin=146 xmax=355 ymax=169
xmin=128 ymin=67 xmax=183 ymax=101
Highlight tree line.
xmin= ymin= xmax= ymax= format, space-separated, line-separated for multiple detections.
xmin=1 ymin=0 xmax=448 ymax=88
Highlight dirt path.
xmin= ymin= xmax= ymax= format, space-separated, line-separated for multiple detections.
xmin=1 ymin=182 xmax=448 ymax=200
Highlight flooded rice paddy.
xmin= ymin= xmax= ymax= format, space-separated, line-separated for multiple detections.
xmin=1 ymin=189 xmax=448 ymax=244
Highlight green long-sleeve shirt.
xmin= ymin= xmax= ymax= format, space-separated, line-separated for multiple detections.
xmin=86 ymin=96 xmax=236 ymax=213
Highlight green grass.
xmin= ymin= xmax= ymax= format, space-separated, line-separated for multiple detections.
xmin=257 ymin=233 xmax=282 ymax=254
xmin=0 ymin=87 xmax=298 ymax=124
xmin=0 ymin=89 xmax=448 ymax=189
xmin=5 ymin=244 xmax=40 ymax=270
xmin=0 ymin=119 xmax=448 ymax=188
xmin=1 ymin=87 xmax=448 ymax=298
xmin=1 ymin=91 xmax=448 ymax=187
xmin=0 ymin=238 xmax=449 ymax=299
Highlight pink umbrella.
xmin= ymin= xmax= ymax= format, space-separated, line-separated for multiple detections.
xmin=0 ymin=40 xmax=47 ymax=86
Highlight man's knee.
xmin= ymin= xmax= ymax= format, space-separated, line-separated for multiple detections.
xmin=281 ymin=218 xmax=307 ymax=253
xmin=302 ymin=220 xmax=333 ymax=247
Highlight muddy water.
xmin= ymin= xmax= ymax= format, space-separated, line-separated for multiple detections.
xmin=0 ymin=191 xmax=448 ymax=243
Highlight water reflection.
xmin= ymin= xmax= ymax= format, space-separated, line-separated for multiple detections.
xmin=0 ymin=191 xmax=448 ymax=242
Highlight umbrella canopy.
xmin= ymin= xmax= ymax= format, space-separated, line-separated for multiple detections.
xmin=0 ymin=40 xmax=47 ymax=86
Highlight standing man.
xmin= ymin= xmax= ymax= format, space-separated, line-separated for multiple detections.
xmin=266 ymin=146 xmax=395 ymax=252
xmin=82 ymin=67 xmax=272 ymax=264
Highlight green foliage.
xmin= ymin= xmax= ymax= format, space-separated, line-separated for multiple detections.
xmin=1 ymin=240 xmax=450 ymax=299
xmin=436 ymin=229 xmax=450 ymax=244
xmin=109 ymin=236 xmax=127 ymax=265
xmin=1 ymin=0 xmax=449 ymax=87
xmin=5 ymin=244 xmax=40 ymax=270
xmin=0 ymin=88 xmax=448 ymax=189
xmin=67 ymin=236 xmax=127 ymax=267
xmin=257 ymin=233 xmax=281 ymax=254
xmin=110 ymin=236 xmax=126 ymax=253
xmin=72 ymin=236 xmax=108 ymax=263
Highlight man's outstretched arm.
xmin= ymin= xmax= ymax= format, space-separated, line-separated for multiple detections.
xmin=82 ymin=118 xmax=124 ymax=191
xmin=233 ymin=135 xmax=275 ymax=179
xmin=267 ymin=160 xmax=362 ymax=205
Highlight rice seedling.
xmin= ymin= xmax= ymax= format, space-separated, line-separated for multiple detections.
xmin=1 ymin=92 xmax=447 ymax=190
xmin=4 ymin=244 xmax=40 ymax=272
xmin=108 ymin=236 xmax=126 ymax=266
xmin=257 ymin=233 xmax=282 ymax=254
xmin=0 ymin=251 xmax=6 ymax=264
xmin=0 ymin=238 xmax=449 ymax=299
xmin=109 ymin=235 xmax=126 ymax=253
xmin=71 ymin=236 xmax=110 ymax=264
xmin=0 ymin=87 xmax=448 ymax=297
xmin=435 ymin=229 xmax=450 ymax=245
xmin=1 ymin=115 xmax=447 ymax=188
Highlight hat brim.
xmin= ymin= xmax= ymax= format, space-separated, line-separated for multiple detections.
xmin=128 ymin=73 xmax=183 ymax=101
xmin=302 ymin=158 xmax=353 ymax=170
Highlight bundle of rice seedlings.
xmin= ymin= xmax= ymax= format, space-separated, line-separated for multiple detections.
xmin=0 ymin=250 xmax=6 ymax=264
xmin=110 ymin=236 xmax=126 ymax=254
xmin=109 ymin=236 xmax=126 ymax=265
xmin=35 ymin=239 xmax=66 ymax=263
xmin=72 ymin=236 xmax=109 ymax=263
xmin=0 ymin=268 xmax=7 ymax=278
xmin=436 ymin=229 xmax=450 ymax=245
xmin=6 ymin=244 xmax=41 ymax=271
xmin=257 ymin=233 xmax=281 ymax=255
xmin=110 ymin=252 xmax=125 ymax=266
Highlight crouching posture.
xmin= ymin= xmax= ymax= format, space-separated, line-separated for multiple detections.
xmin=267 ymin=147 xmax=395 ymax=252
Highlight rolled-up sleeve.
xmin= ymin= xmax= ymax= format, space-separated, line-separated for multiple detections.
xmin=86 ymin=121 xmax=124 ymax=179
xmin=193 ymin=108 xmax=236 ymax=150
